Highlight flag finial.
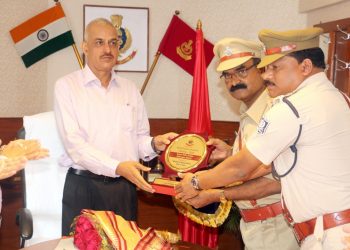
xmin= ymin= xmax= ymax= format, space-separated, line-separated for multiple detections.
xmin=197 ymin=20 xmax=202 ymax=30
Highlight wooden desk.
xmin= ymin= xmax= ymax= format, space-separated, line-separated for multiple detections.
xmin=21 ymin=239 xmax=59 ymax=250
xmin=137 ymin=191 xmax=243 ymax=250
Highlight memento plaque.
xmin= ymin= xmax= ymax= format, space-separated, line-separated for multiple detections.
xmin=162 ymin=133 xmax=209 ymax=174
xmin=150 ymin=133 xmax=213 ymax=196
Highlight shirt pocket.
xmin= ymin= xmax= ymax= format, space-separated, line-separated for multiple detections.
xmin=118 ymin=104 xmax=136 ymax=132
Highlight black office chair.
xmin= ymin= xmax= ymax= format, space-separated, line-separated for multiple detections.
xmin=16 ymin=207 xmax=33 ymax=248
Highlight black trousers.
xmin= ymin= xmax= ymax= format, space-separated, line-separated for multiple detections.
xmin=61 ymin=170 xmax=137 ymax=236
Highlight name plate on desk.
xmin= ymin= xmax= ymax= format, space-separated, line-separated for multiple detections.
xmin=160 ymin=133 xmax=212 ymax=178
xmin=150 ymin=178 xmax=178 ymax=196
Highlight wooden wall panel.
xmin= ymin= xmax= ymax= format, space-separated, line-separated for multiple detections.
xmin=0 ymin=118 xmax=23 ymax=249
xmin=0 ymin=118 xmax=239 ymax=146
xmin=149 ymin=118 xmax=239 ymax=145
xmin=315 ymin=18 xmax=350 ymax=97
xmin=0 ymin=118 xmax=23 ymax=144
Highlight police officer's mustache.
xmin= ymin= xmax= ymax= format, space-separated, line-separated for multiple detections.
xmin=230 ymin=83 xmax=247 ymax=93
xmin=264 ymin=80 xmax=274 ymax=86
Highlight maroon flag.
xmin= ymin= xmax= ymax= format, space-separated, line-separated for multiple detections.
xmin=187 ymin=22 xmax=213 ymax=136
xmin=158 ymin=15 xmax=214 ymax=75
xmin=179 ymin=22 xmax=218 ymax=249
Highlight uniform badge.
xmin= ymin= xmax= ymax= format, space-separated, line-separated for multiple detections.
xmin=257 ymin=117 xmax=269 ymax=134
xmin=223 ymin=46 xmax=233 ymax=56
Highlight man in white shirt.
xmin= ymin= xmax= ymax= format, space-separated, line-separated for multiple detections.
xmin=55 ymin=18 xmax=175 ymax=236
xmin=176 ymin=27 xmax=350 ymax=249
xmin=185 ymin=38 xmax=298 ymax=249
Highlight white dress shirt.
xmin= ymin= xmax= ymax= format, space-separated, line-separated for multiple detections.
xmin=54 ymin=66 xmax=156 ymax=178
xmin=247 ymin=72 xmax=350 ymax=222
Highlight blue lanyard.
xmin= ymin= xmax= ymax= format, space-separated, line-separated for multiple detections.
xmin=272 ymin=97 xmax=302 ymax=181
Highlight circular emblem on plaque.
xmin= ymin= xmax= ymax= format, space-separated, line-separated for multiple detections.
xmin=164 ymin=134 xmax=207 ymax=172
xmin=37 ymin=29 xmax=49 ymax=42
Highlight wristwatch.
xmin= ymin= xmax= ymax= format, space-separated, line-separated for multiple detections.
xmin=191 ymin=175 xmax=201 ymax=190
xmin=219 ymin=189 xmax=227 ymax=202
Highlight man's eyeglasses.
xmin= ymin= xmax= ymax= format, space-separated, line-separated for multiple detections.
xmin=220 ymin=62 xmax=258 ymax=80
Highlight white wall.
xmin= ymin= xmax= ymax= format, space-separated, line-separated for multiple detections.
xmin=302 ymin=0 xmax=350 ymax=25
xmin=2 ymin=0 xmax=306 ymax=121
xmin=299 ymin=0 xmax=347 ymax=12
xmin=0 ymin=0 xmax=47 ymax=117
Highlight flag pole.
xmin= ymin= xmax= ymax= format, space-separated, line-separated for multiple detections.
xmin=72 ymin=44 xmax=84 ymax=69
xmin=140 ymin=51 xmax=160 ymax=94
xmin=140 ymin=10 xmax=181 ymax=95
xmin=54 ymin=0 xmax=83 ymax=69
xmin=197 ymin=19 xmax=202 ymax=30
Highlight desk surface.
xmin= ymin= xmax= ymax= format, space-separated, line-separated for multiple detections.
xmin=21 ymin=239 xmax=59 ymax=250
xmin=21 ymin=238 xmax=211 ymax=250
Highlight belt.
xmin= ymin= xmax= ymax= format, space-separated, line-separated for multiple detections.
xmin=239 ymin=201 xmax=283 ymax=222
xmin=68 ymin=168 xmax=119 ymax=183
xmin=283 ymin=207 xmax=350 ymax=244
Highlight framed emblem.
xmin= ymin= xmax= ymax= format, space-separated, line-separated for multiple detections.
xmin=83 ymin=5 xmax=149 ymax=72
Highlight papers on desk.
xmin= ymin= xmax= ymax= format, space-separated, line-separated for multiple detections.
xmin=54 ymin=237 xmax=77 ymax=250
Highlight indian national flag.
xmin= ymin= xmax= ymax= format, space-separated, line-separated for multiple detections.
xmin=10 ymin=3 xmax=74 ymax=68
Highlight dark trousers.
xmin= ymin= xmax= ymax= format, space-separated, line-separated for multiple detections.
xmin=61 ymin=170 xmax=137 ymax=236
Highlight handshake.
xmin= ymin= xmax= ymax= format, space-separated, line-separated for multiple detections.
xmin=0 ymin=139 xmax=49 ymax=180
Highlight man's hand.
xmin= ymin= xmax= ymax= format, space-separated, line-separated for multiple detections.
xmin=343 ymin=224 xmax=350 ymax=250
xmin=0 ymin=156 xmax=27 ymax=180
xmin=186 ymin=189 xmax=222 ymax=208
xmin=207 ymin=138 xmax=232 ymax=161
xmin=152 ymin=132 xmax=178 ymax=152
xmin=0 ymin=139 xmax=49 ymax=160
xmin=116 ymin=161 xmax=154 ymax=193
xmin=175 ymin=172 xmax=199 ymax=202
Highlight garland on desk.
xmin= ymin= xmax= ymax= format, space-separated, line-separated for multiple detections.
xmin=173 ymin=197 xmax=232 ymax=228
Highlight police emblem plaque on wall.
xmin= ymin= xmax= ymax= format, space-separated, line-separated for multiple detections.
xmin=110 ymin=14 xmax=137 ymax=65
xmin=84 ymin=5 xmax=149 ymax=72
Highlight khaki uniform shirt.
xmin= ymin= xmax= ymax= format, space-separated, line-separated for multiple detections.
xmin=232 ymin=90 xmax=280 ymax=209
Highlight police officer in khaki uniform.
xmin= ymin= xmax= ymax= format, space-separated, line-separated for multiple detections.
xmin=186 ymin=38 xmax=299 ymax=250
xmin=176 ymin=27 xmax=350 ymax=250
